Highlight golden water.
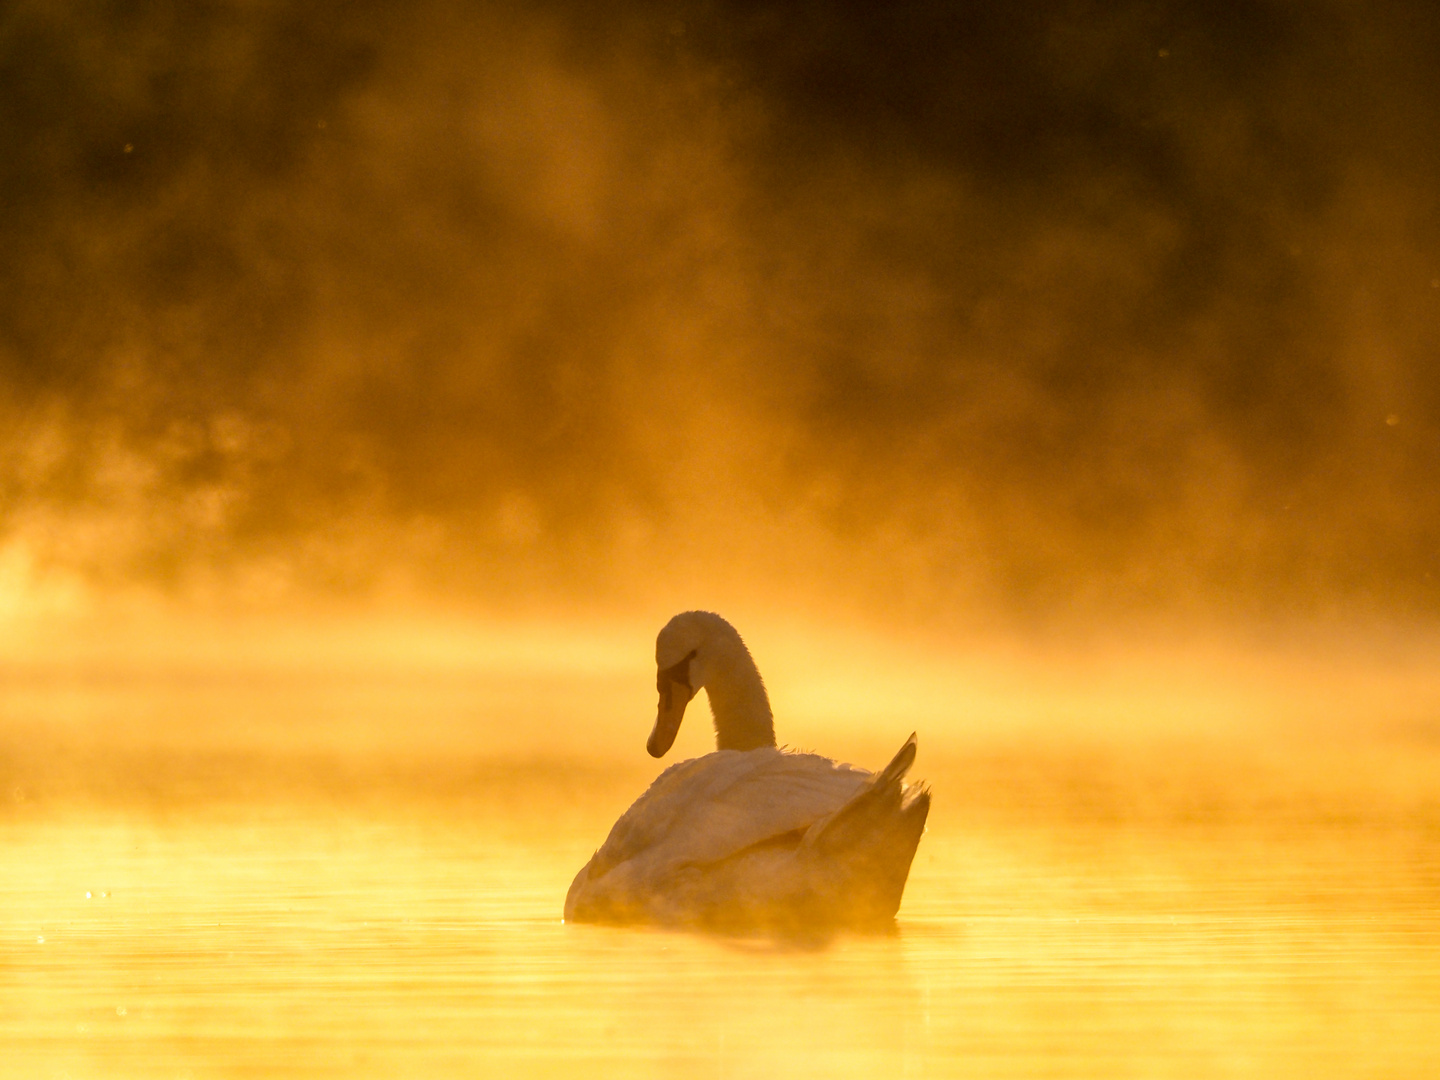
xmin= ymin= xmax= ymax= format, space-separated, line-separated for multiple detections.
xmin=4 ymin=730 xmax=1437 ymax=1079
xmin=0 ymin=748 xmax=1434 ymax=1077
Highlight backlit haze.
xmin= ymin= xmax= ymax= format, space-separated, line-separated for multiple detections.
xmin=4 ymin=0 xmax=1440 ymax=761
xmin=5 ymin=6 xmax=1440 ymax=1077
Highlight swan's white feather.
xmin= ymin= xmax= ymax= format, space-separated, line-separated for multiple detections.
xmin=589 ymin=749 xmax=868 ymax=879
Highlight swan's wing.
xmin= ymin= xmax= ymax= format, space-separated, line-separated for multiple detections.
xmin=679 ymin=751 xmax=874 ymax=864
xmin=584 ymin=753 xmax=739 ymax=880
xmin=588 ymin=749 xmax=869 ymax=880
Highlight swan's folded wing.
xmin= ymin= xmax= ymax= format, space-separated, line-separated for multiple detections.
xmin=588 ymin=749 xmax=869 ymax=882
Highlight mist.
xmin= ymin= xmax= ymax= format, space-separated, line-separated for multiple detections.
xmin=2 ymin=0 xmax=1439 ymax=638
xmin=7 ymin=14 xmax=1440 ymax=1074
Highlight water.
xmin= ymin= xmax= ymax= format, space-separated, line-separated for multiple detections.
xmin=4 ymin=735 xmax=1437 ymax=1079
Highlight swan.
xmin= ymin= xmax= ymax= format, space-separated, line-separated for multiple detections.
xmin=564 ymin=611 xmax=930 ymax=932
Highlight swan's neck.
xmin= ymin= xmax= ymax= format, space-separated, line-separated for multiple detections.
xmin=702 ymin=637 xmax=776 ymax=752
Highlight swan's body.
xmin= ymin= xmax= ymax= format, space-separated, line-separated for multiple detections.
xmin=565 ymin=611 xmax=930 ymax=931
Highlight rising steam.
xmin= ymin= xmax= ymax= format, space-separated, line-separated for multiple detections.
xmin=2 ymin=0 xmax=1438 ymax=631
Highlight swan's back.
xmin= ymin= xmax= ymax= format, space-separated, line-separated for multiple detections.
xmin=589 ymin=750 xmax=868 ymax=874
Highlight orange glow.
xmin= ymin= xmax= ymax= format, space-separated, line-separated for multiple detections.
xmin=5 ymin=0 xmax=1440 ymax=1074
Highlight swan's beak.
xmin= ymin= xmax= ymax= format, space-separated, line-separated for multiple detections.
xmin=648 ymin=656 xmax=696 ymax=757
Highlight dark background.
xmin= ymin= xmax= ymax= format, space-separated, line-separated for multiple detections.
xmin=3 ymin=0 xmax=1438 ymax=630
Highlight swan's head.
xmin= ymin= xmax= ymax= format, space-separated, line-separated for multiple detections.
xmin=648 ymin=612 xmax=708 ymax=757
xmin=647 ymin=610 xmax=737 ymax=757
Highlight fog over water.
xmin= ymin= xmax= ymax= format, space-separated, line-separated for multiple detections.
xmin=4 ymin=11 xmax=1440 ymax=1077
xmin=3 ymin=0 xmax=1438 ymax=637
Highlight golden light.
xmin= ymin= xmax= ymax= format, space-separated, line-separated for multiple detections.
xmin=3 ymin=0 xmax=1440 ymax=1076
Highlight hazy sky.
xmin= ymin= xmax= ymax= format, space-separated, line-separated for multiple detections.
xmin=3 ymin=0 xmax=1438 ymax=631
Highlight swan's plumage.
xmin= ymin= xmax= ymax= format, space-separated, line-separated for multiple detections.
xmin=565 ymin=612 xmax=930 ymax=932
xmin=583 ymin=750 xmax=869 ymax=881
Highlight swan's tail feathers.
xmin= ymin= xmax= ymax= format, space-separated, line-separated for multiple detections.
xmin=803 ymin=734 xmax=930 ymax=924
xmin=874 ymin=731 xmax=918 ymax=788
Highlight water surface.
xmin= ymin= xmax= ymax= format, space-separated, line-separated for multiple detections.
xmin=4 ymin=727 xmax=1436 ymax=1079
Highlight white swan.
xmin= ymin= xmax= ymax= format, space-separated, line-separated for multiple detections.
xmin=564 ymin=611 xmax=930 ymax=932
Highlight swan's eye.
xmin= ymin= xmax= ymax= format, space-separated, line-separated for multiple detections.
xmin=656 ymin=649 xmax=697 ymax=705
